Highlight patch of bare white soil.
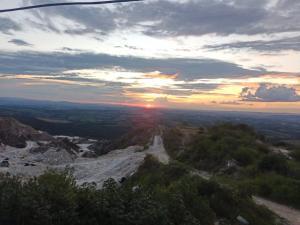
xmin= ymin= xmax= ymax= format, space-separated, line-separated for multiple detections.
xmin=57 ymin=146 xmax=146 ymax=188
xmin=253 ymin=196 xmax=300 ymax=225
xmin=0 ymin=135 xmax=170 ymax=188
xmin=66 ymin=135 xmax=169 ymax=187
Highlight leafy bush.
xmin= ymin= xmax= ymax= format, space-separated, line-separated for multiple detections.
xmin=179 ymin=123 xmax=265 ymax=171
xmin=291 ymin=149 xmax=300 ymax=161
xmin=0 ymin=174 xmax=23 ymax=225
xmin=258 ymin=154 xmax=289 ymax=175
xmin=233 ymin=147 xmax=256 ymax=166
xmin=253 ymin=174 xmax=300 ymax=209
xmin=176 ymin=123 xmax=300 ymax=210
xmin=21 ymin=170 xmax=78 ymax=225
xmin=163 ymin=127 xmax=183 ymax=158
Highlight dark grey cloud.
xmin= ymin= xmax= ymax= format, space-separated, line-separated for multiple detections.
xmin=240 ymin=84 xmax=300 ymax=102
xmin=0 ymin=17 xmax=21 ymax=34
xmin=20 ymin=0 xmax=300 ymax=38
xmin=24 ymin=0 xmax=118 ymax=35
xmin=271 ymin=0 xmax=300 ymax=33
xmin=205 ymin=36 xmax=300 ymax=52
xmin=124 ymin=0 xmax=267 ymax=36
xmin=0 ymin=51 xmax=264 ymax=80
xmin=129 ymin=0 xmax=295 ymax=37
xmin=8 ymin=39 xmax=33 ymax=46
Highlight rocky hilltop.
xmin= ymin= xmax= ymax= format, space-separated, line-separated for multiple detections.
xmin=0 ymin=117 xmax=53 ymax=148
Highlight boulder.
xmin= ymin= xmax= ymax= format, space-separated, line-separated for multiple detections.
xmin=88 ymin=140 xmax=113 ymax=156
xmin=82 ymin=151 xmax=98 ymax=158
xmin=0 ymin=160 xmax=9 ymax=167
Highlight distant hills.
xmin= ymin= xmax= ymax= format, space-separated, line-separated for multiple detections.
xmin=0 ymin=97 xmax=129 ymax=110
xmin=0 ymin=97 xmax=300 ymax=141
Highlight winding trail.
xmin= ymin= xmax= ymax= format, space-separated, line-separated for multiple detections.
xmin=253 ymin=196 xmax=300 ymax=225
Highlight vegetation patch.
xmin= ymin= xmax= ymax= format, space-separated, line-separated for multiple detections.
xmin=164 ymin=123 xmax=300 ymax=209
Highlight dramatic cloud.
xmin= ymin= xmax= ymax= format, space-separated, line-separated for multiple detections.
xmin=205 ymin=36 xmax=300 ymax=52
xmin=0 ymin=51 xmax=264 ymax=80
xmin=139 ymin=0 xmax=300 ymax=36
xmin=125 ymin=0 xmax=267 ymax=36
xmin=19 ymin=0 xmax=300 ymax=37
xmin=8 ymin=39 xmax=32 ymax=46
xmin=240 ymin=84 xmax=300 ymax=102
xmin=27 ymin=0 xmax=265 ymax=36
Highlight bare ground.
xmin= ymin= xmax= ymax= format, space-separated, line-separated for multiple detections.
xmin=253 ymin=196 xmax=300 ymax=225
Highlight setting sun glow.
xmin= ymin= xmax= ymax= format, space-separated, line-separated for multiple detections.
xmin=145 ymin=104 xmax=153 ymax=109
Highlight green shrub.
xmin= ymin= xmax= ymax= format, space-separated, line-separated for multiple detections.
xmin=0 ymin=174 xmax=23 ymax=225
xmin=291 ymin=149 xmax=300 ymax=161
xmin=253 ymin=174 xmax=300 ymax=209
xmin=232 ymin=147 xmax=256 ymax=166
xmin=163 ymin=127 xmax=183 ymax=158
xmin=21 ymin=170 xmax=78 ymax=225
xmin=258 ymin=154 xmax=289 ymax=175
xmin=179 ymin=123 xmax=265 ymax=171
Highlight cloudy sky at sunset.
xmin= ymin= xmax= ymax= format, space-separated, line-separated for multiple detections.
xmin=0 ymin=0 xmax=299 ymax=113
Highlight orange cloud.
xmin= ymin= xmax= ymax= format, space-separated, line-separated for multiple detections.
xmin=143 ymin=71 xmax=178 ymax=80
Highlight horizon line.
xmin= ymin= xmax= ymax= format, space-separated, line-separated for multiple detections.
xmin=0 ymin=96 xmax=299 ymax=116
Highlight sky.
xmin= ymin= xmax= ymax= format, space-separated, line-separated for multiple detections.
xmin=0 ymin=0 xmax=300 ymax=113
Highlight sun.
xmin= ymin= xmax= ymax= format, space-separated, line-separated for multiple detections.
xmin=145 ymin=104 xmax=153 ymax=109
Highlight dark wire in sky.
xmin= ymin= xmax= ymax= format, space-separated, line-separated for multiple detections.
xmin=0 ymin=0 xmax=143 ymax=13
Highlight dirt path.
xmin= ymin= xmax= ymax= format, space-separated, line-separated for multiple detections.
xmin=146 ymin=135 xmax=169 ymax=164
xmin=253 ymin=196 xmax=300 ymax=225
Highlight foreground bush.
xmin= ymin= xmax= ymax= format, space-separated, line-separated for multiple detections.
xmin=0 ymin=159 xmax=279 ymax=225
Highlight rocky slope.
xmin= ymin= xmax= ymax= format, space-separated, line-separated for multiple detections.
xmin=0 ymin=117 xmax=53 ymax=148
xmin=0 ymin=117 xmax=169 ymax=187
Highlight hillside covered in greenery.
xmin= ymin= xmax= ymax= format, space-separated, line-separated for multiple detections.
xmin=164 ymin=123 xmax=300 ymax=209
